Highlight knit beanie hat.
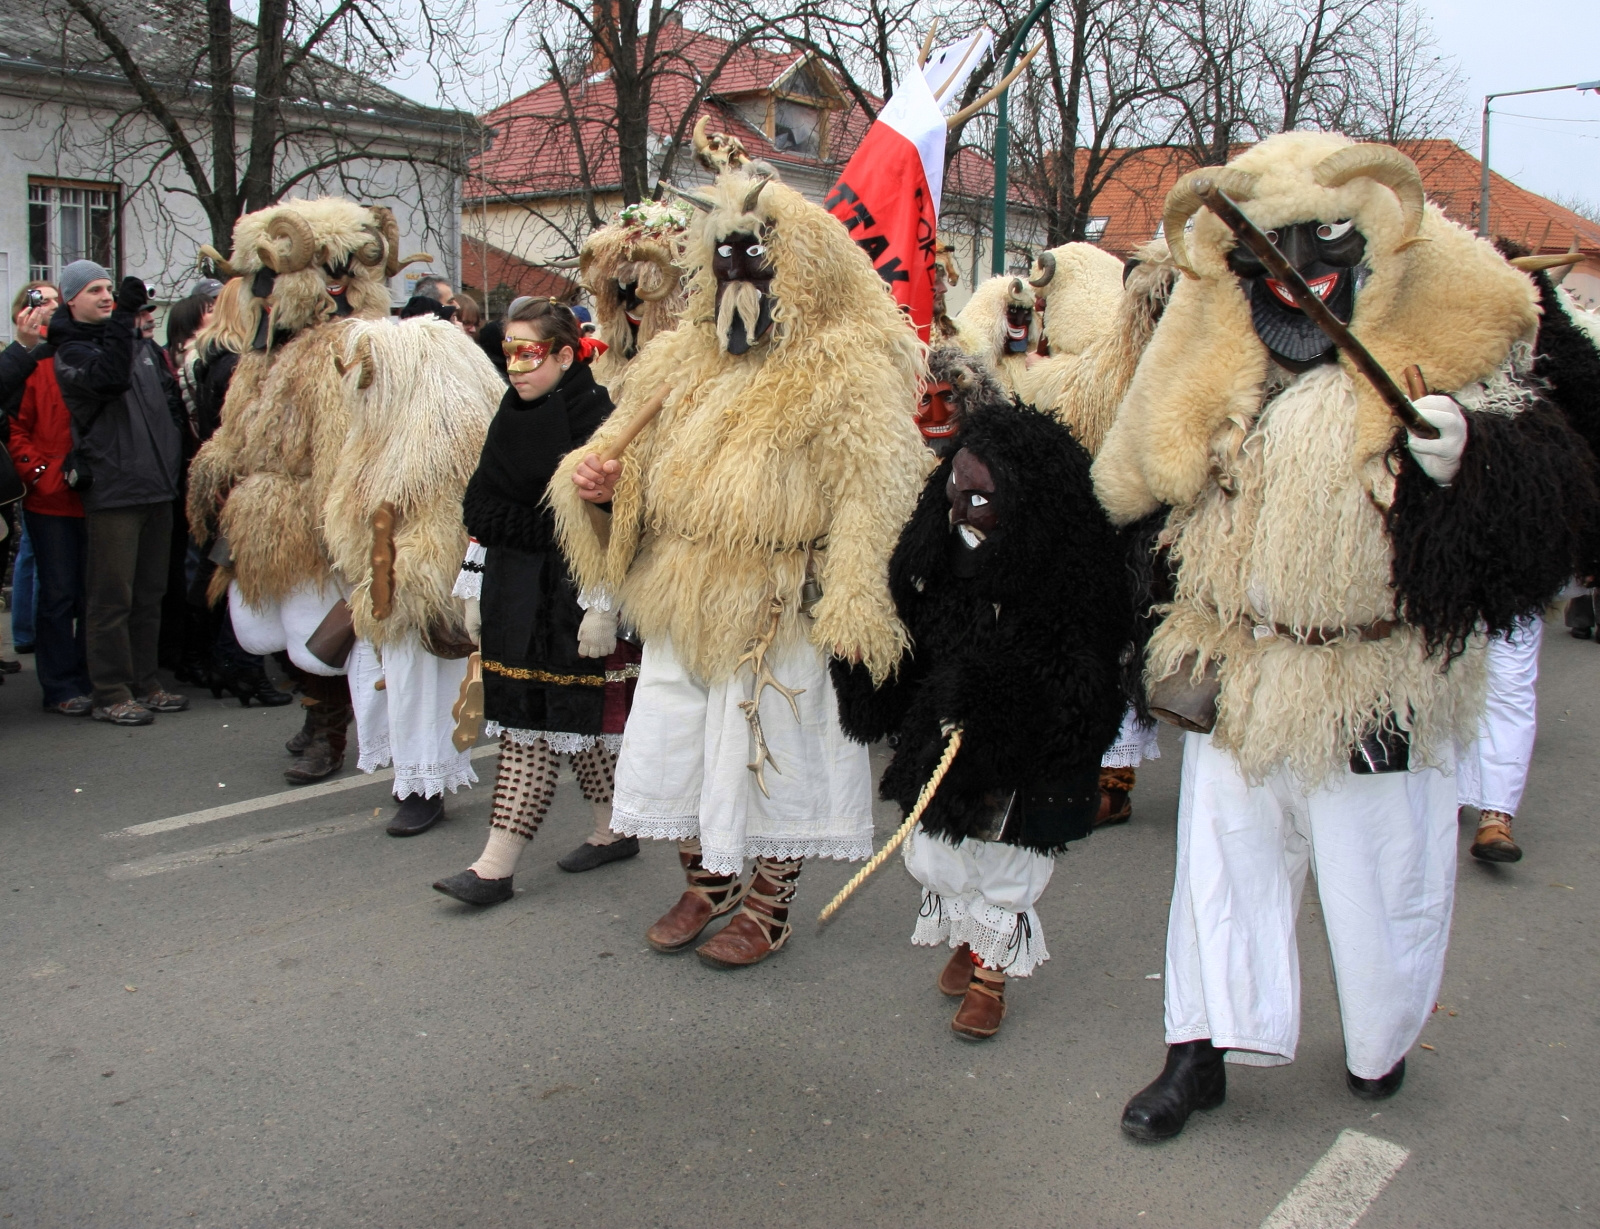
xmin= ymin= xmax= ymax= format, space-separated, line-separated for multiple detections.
xmin=60 ymin=260 xmax=113 ymax=305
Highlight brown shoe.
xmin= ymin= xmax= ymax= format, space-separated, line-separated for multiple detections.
xmin=951 ymin=966 xmax=1007 ymax=1041
xmin=645 ymin=848 xmax=747 ymax=952
xmin=695 ymin=856 xmax=801 ymax=969
xmin=1095 ymin=767 xmax=1135 ymax=827
xmin=284 ymin=737 xmax=344 ymax=784
xmin=1471 ymin=810 xmax=1522 ymax=863
xmin=939 ymin=944 xmax=975 ymax=996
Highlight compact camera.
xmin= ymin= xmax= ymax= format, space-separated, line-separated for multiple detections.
xmin=24 ymin=288 xmax=45 ymax=309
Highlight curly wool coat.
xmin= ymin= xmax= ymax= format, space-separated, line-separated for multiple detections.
xmin=832 ymin=401 xmax=1133 ymax=855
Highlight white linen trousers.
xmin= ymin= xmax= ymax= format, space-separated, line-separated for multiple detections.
xmin=1164 ymin=731 xmax=1458 ymax=1080
xmin=904 ymin=827 xmax=1055 ymax=976
xmin=349 ymin=637 xmax=477 ymax=800
xmin=227 ymin=578 xmax=348 ymax=677
xmin=1456 ymin=614 xmax=1542 ymax=816
xmin=609 ymin=634 xmax=874 ymax=876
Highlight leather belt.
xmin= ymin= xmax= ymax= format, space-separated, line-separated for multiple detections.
xmin=1252 ymin=618 xmax=1399 ymax=646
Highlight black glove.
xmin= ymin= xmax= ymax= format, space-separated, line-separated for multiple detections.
xmin=115 ymin=276 xmax=150 ymax=313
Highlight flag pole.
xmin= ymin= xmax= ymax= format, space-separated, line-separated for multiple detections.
xmin=989 ymin=0 xmax=1054 ymax=275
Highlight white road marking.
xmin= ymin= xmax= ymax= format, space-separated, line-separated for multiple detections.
xmin=1259 ymin=1129 xmax=1410 ymax=1229
xmin=106 ymin=743 xmax=500 ymax=839
xmin=107 ymin=812 xmax=388 ymax=879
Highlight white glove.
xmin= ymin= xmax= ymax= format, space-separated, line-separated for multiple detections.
xmin=463 ymin=596 xmax=481 ymax=645
xmin=577 ymin=605 xmax=619 ymax=659
xmin=1405 ymin=394 xmax=1468 ymax=487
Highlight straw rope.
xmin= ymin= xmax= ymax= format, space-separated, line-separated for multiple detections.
xmin=817 ymin=726 xmax=963 ymax=925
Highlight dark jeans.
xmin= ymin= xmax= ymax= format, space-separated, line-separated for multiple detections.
xmin=22 ymin=510 xmax=91 ymax=705
xmin=85 ymin=502 xmax=172 ymax=707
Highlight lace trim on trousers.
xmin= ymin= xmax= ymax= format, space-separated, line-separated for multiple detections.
xmin=357 ymin=737 xmax=479 ymax=799
xmin=486 ymin=723 xmax=624 ymax=755
xmin=911 ymin=889 xmax=1051 ymax=978
xmin=610 ymin=801 xmax=873 ymax=875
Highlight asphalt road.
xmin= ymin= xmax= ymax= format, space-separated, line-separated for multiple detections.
xmin=1 ymin=617 xmax=1596 ymax=1228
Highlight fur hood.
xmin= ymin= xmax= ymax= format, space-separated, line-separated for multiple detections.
xmin=580 ymin=211 xmax=689 ymax=396
xmin=548 ymin=166 xmax=928 ymax=684
xmin=323 ymin=317 xmax=501 ymax=646
xmin=1026 ymin=241 xmax=1126 ymax=357
xmin=1021 ymin=240 xmax=1178 ymax=455
xmin=1093 ymin=131 xmax=1540 ymax=525
xmin=950 ymin=274 xmax=1037 ymax=397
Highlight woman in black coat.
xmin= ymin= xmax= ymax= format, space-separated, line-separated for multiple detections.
xmin=433 ymin=298 xmax=641 ymax=906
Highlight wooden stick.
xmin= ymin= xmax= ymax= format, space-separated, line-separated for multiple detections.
xmin=916 ymin=19 xmax=941 ymax=70
xmin=818 ymin=727 xmax=963 ymax=926
xmin=1191 ymin=181 xmax=1439 ymax=439
xmin=599 ymin=384 xmax=671 ymax=465
xmin=946 ymin=40 xmax=1042 ymax=129
xmin=931 ymin=33 xmax=982 ymax=102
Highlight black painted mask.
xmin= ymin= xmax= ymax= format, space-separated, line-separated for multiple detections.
xmin=1226 ymin=220 xmax=1368 ymax=371
xmin=713 ymin=230 xmax=775 ymax=355
xmin=614 ymin=276 xmax=644 ymax=356
xmin=946 ymin=447 xmax=999 ymax=578
xmin=1003 ymin=302 xmax=1034 ymax=354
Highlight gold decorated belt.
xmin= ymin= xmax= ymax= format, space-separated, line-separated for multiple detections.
xmin=482 ymin=660 xmax=642 ymax=686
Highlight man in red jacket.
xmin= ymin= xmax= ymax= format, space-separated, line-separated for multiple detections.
xmin=9 ymin=282 xmax=94 ymax=714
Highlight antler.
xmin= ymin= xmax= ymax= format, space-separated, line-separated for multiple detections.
xmin=736 ymin=596 xmax=807 ymax=798
xmin=947 ymin=39 xmax=1043 ymax=129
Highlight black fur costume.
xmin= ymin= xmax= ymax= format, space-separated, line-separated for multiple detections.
xmin=833 ymin=399 xmax=1133 ymax=855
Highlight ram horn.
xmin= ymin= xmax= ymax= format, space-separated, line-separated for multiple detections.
xmin=1162 ymin=167 xmax=1260 ymax=279
xmin=197 ymin=244 xmax=236 ymax=277
xmin=392 ymin=252 xmax=434 ymax=274
xmin=333 ymin=333 xmax=376 ymax=390
xmin=662 ymin=181 xmax=716 ymax=212
xmin=256 ymin=211 xmax=316 ymax=274
xmin=741 ymin=173 xmax=772 ymax=215
xmin=1313 ymin=143 xmax=1426 ymax=247
xmin=539 ymin=255 xmax=583 ymax=269
xmin=1509 ymin=251 xmax=1584 ymax=273
xmin=1029 ymin=250 xmax=1056 ymax=287
xmin=353 ymin=223 xmax=387 ymax=268
xmin=361 ymin=206 xmax=405 ymax=277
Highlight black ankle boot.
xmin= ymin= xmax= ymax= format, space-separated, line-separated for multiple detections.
xmin=1346 ymin=1057 xmax=1405 ymax=1100
xmin=1120 ymin=1040 xmax=1227 ymax=1141
xmin=387 ymin=794 xmax=446 ymax=837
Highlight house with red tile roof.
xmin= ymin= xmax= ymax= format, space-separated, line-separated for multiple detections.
xmin=460 ymin=15 xmax=1043 ymax=314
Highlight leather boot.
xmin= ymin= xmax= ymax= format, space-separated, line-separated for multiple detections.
xmin=1095 ymin=767 xmax=1135 ymax=827
xmin=951 ymin=962 xmax=1006 ymax=1040
xmin=938 ymin=943 xmax=974 ymax=996
xmin=1470 ymin=810 xmax=1522 ymax=863
xmin=286 ymin=701 xmax=315 ymax=755
xmin=696 ymin=856 xmax=800 ymax=969
xmin=1346 ymin=1057 xmax=1405 ymax=1100
xmin=284 ymin=677 xmax=351 ymax=785
xmin=645 ymin=843 xmax=748 ymax=952
xmin=1119 ymin=1040 xmax=1227 ymax=1141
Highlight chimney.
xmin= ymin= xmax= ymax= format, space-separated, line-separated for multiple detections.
xmin=589 ymin=0 xmax=615 ymax=75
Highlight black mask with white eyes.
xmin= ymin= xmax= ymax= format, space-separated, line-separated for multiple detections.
xmin=712 ymin=230 xmax=775 ymax=354
xmin=1225 ymin=219 xmax=1369 ymax=372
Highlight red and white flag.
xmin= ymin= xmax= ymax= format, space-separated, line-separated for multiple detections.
xmin=825 ymin=33 xmax=990 ymax=341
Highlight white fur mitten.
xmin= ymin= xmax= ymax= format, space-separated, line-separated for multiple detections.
xmin=1405 ymin=395 xmax=1468 ymax=486
xmin=577 ymin=605 xmax=618 ymax=659
xmin=463 ymin=597 xmax=481 ymax=644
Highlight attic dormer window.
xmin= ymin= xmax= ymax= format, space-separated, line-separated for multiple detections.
xmin=773 ymin=100 xmax=821 ymax=154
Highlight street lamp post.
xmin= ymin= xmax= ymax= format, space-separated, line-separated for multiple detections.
xmin=989 ymin=0 xmax=1053 ymax=275
xmin=1479 ymin=78 xmax=1600 ymax=238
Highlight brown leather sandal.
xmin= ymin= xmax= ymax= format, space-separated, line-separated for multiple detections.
xmin=938 ymin=943 xmax=975 ymax=996
xmin=1470 ymin=810 xmax=1522 ymax=863
xmin=645 ymin=846 xmax=748 ymax=952
xmin=696 ymin=856 xmax=800 ymax=969
xmin=951 ymin=964 xmax=1007 ymax=1040
xmin=1095 ymin=767 xmax=1135 ymax=827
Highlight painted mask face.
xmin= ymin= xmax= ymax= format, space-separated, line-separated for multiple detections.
xmin=612 ymin=263 xmax=645 ymax=356
xmin=713 ymin=230 xmax=775 ymax=355
xmin=916 ymin=380 xmax=959 ymax=453
xmin=502 ymin=337 xmax=553 ymax=373
xmin=946 ymin=447 xmax=999 ymax=578
xmin=1226 ymin=219 xmax=1367 ymax=371
xmin=1003 ymin=301 xmax=1034 ymax=353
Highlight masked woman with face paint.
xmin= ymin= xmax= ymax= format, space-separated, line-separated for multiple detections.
xmin=432 ymin=298 xmax=641 ymax=906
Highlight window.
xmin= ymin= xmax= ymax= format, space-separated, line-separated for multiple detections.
xmin=1085 ymin=216 xmax=1109 ymax=243
xmin=29 ymin=180 xmax=118 ymax=283
xmin=772 ymin=99 xmax=822 ymax=155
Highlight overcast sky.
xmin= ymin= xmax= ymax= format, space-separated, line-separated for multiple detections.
xmin=1427 ymin=0 xmax=1600 ymax=211
xmin=387 ymin=0 xmax=1600 ymax=214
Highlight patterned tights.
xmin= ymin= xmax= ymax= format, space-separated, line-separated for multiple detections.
xmin=489 ymin=735 xmax=617 ymax=841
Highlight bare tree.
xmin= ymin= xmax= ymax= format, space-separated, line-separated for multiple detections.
xmin=1343 ymin=0 xmax=1468 ymax=143
xmin=20 ymin=0 xmax=478 ymax=251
